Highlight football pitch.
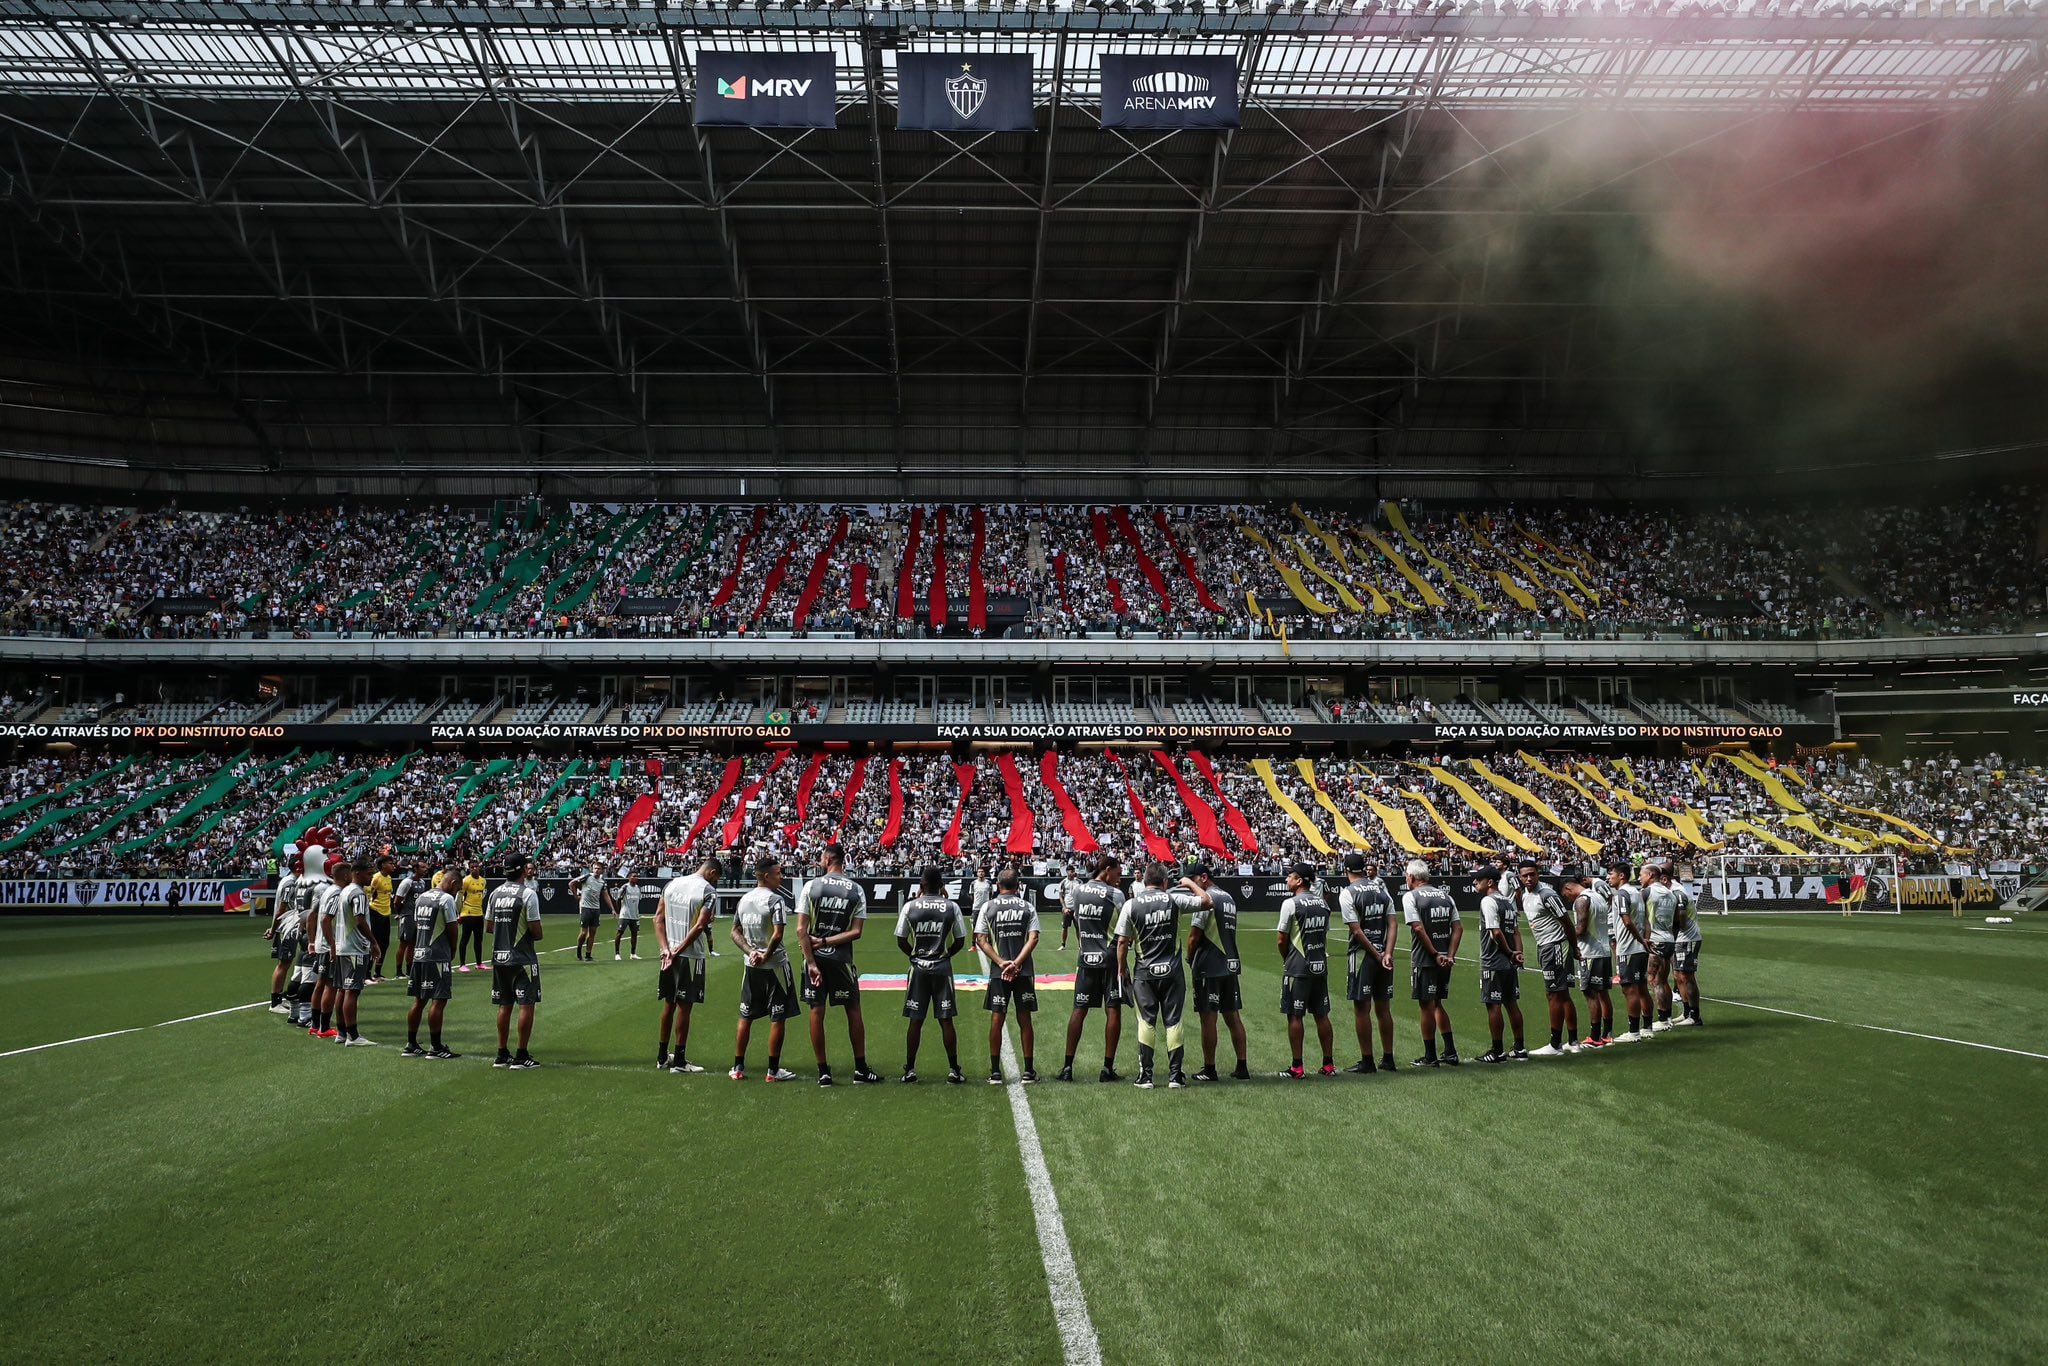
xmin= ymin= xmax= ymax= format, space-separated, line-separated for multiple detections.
xmin=2 ymin=914 xmax=2044 ymax=1364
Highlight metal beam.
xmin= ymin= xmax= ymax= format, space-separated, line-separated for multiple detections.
xmin=860 ymin=30 xmax=903 ymax=433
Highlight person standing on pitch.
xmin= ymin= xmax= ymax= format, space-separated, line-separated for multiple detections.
xmin=1665 ymin=863 xmax=1703 ymax=1028
xmin=796 ymin=843 xmax=881 ymax=1087
xmin=1563 ymin=872 xmax=1614 ymax=1048
xmin=1641 ymin=860 xmax=1679 ymax=1031
xmin=329 ymin=852 xmax=378 ymax=1046
xmin=894 ymin=865 xmax=970 ymax=1085
xmin=730 ymin=856 xmax=798 ymax=1082
xmin=1607 ymin=863 xmax=1652 ymax=1043
xmin=303 ymin=844 xmax=340 ymax=1038
xmin=392 ymin=858 xmax=425 ymax=982
xmin=457 ymin=859 xmax=488 ymax=972
xmin=1052 ymin=864 xmax=1076 ymax=953
xmin=1402 ymin=859 xmax=1462 ymax=1067
xmin=657 ymin=854 xmax=720 ymax=1074
xmin=367 ymin=854 xmax=395 ymax=984
xmin=1060 ymin=852 xmax=1127 ymax=1083
xmin=1185 ymin=863 xmax=1249 ymax=1081
xmin=402 ymin=869 xmax=462 ymax=1060
xmin=264 ymin=851 xmax=302 ymax=1015
xmin=485 ymin=855 xmax=544 ymax=1069
xmin=1115 ymin=862 xmax=1209 ymax=1090
xmin=570 ymin=858 xmax=612 ymax=962
xmin=1516 ymin=859 xmax=1580 ymax=1056
xmin=1275 ymin=863 xmax=1336 ymax=1079
xmin=1473 ymin=866 xmax=1528 ymax=1064
xmin=975 ymin=867 xmax=1042 ymax=1085
xmin=614 ymin=865 xmax=647 ymax=962
xmin=1338 ymin=853 xmax=1399 ymax=1074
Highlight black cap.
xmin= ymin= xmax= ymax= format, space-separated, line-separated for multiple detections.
xmin=1186 ymin=861 xmax=1213 ymax=880
xmin=1287 ymin=861 xmax=1318 ymax=883
xmin=1470 ymin=864 xmax=1503 ymax=887
xmin=1342 ymin=852 xmax=1367 ymax=873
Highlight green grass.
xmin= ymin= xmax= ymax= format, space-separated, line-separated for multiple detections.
xmin=1 ymin=914 xmax=2044 ymax=1363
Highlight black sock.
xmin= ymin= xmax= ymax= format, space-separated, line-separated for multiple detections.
xmin=1424 ymin=1038 xmax=1437 ymax=1061
xmin=1441 ymin=1031 xmax=1456 ymax=1054
xmin=854 ymin=1055 xmax=868 ymax=1073
xmin=1550 ymin=1029 xmax=1563 ymax=1049
xmin=1658 ymin=1008 xmax=1671 ymax=1023
xmin=818 ymin=1061 xmax=832 ymax=1076
xmin=1628 ymin=1014 xmax=1639 ymax=1033
xmin=515 ymin=1049 xmax=530 ymax=1060
xmin=1292 ymin=1054 xmax=1303 ymax=1069
xmin=767 ymin=1053 xmax=779 ymax=1072
xmin=1319 ymin=1049 xmax=1331 ymax=1068
xmin=431 ymin=1032 xmax=443 ymax=1049
xmin=990 ymin=1053 xmax=1001 ymax=1074
xmin=270 ymin=993 xmax=281 ymax=1006
xmin=733 ymin=1054 xmax=745 ymax=1071
xmin=1102 ymin=1054 xmax=1114 ymax=1071
xmin=408 ymin=1028 xmax=418 ymax=1046
xmin=1064 ymin=1053 xmax=1075 ymax=1070
xmin=945 ymin=1046 xmax=958 ymax=1069
xmin=1023 ymin=1055 xmax=1033 ymax=1072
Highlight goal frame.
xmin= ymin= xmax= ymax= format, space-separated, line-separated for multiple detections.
xmin=1701 ymin=853 xmax=1904 ymax=916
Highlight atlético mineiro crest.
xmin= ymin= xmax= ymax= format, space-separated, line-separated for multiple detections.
xmin=945 ymin=63 xmax=986 ymax=122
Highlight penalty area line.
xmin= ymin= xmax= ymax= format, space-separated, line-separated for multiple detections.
xmin=1000 ymin=1029 xmax=1102 ymax=1366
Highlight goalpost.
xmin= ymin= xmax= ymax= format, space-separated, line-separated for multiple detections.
xmin=1697 ymin=853 xmax=1904 ymax=916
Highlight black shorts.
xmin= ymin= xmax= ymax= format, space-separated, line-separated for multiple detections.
xmin=408 ymin=960 xmax=453 ymax=1002
xmin=311 ymin=950 xmax=333 ymax=981
xmin=1195 ymin=973 xmax=1242 ymax=1015
xmin=903 ymin=967 xmax=957 ymax=1021
xmin=272 ymin=935 xmax=300 ymax=964
xmin=1649 ymin=941 xmax=1675 ymax=963
xmin=334 ymin=953 xmax=369 ymax=993
xmin=1673 ymin=942 xmax=1700 ymax=975
xmin=369 ymin=912 xmax=391 ymax=951
xmin=660 ymin=957 xmax=707 ymax=1005
xmin=1130 ymin=964 xmax=1185 ymax=1029
xmin=579 ymin=908 xmax=601 ymax=929
xmin=739 ymin=962 xmax=797 ymax=1021
xmin=984 ymin=964 xmax=1038 ymax=1015
xmin=491 ymin=959 xmax=542 ymax=1006
xmin=1347 ymin=952 xmax=1395 ymax=1002
xmin=1539 ymin=942 xmax=1574 ymax=994
xmin=800 ymin=958 xmax=858 ymax=1008
xmin=1577 ymin=957 xmax=1614 ymax=992
xmin=1411 ymin=960 xmax=1453 ymax=1003
xmin=1281 ymin=970 xmax=1331 ymax=1019
xmin=1480 ymin=967 xmax=1520 ymax=1006
xmin=1072 ymin=952 xmax=1123 ymax=1010
xmin=1618 ymin=952 xmax=1650 ymax=987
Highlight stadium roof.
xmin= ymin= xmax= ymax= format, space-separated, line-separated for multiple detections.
xmin=2 ymin=0 xmax=2045 ymax=499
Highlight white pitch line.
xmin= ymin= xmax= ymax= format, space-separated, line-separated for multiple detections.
xmin=0 ymin=1000 xmax=267 ymax=1057
xmin=1846 ymin=1024 xmax=2048 ymax=1062
xmin=1701 ymin=997 xmax=1837 ymax=1024
xmin=1000 ymin=1028 xmax=1102 ymax=1366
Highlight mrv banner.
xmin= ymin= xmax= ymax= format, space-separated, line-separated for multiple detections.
xmin=1100 ymin=54 xmax=1240 ymax=129
xmin=897 ymin=53 xmax=1035 ymax=132
xmin=695 ymin=51 xmax=836 ymax=128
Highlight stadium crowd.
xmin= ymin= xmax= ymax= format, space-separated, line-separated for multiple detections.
xmin=4 ymin=744 xmax=2039 ymax=884
xmin=0 ymin=488 xmax=2038 ymax=642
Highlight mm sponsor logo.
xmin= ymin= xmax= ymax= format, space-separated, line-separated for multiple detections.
xmin=717 ymin=76 xmax=813 ymax=100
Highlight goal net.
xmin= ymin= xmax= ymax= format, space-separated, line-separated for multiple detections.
xmin=1696 ymin=854 xmax=1903 ymax=915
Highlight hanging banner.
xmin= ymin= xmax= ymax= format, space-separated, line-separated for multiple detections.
xmin=1100 ymin=54 xmax=1240 ymax=130
xmin=898 ymin=52 xmax=1035 ymax=133
xmin=695 ymin=51 xmax=837 ymax=129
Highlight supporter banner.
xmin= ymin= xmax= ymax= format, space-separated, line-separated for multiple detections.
xmin=1101 ymin=55 xmax=1240 ymax=129
xmin=1692 ymin=871 xmax=2020 ymax=909
xmin=0 ymin=720 xmax=1829 ymax=746
xmin=898 ymin=53 xmax=1035 ymax=132
xmin=0 ymin=878 xmax=250 ymax=912
xmin=695 ymin=51 xmax=836 ymax=129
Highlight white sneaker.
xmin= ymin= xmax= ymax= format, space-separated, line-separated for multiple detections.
xmin=728 ymin=1065 xmax=746 ymax=1080
xmin=1672 ymin=1016 xmax=1699 ymax=1028
xmin=765 ymin=1067 xmax=797 ymax=1082
xmin=630 ymin=953 xmax=642 ymax=961
xmin=708 ymin=949 xmax=721 ymax=958
xmin=614 ymin=953 xmax=623 ymax=962
xmin=1650 ymin=1019 xmax=1672 ymax=1033
xmin=1528 ymin=1044 xmax=1562 ymax=1057
xmin=268 ymin=1004 xmax=288 ymax=1015
xmin=669 ymin=1061 xmax=705 ymax=1074
xmin=344 ymin=1036 xmax=378 ymax=1047
xmin=1563 ymin=1042 xmax=1582 ymax=1055
xmin=1611 ymin=1031 xmax=1639 ymax=1043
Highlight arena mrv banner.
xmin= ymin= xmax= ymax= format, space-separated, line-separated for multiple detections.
xmin=897 ymin=53 xmax=1035 ymax=132
xmin=1100 ymin=54 xmax=1241 ymax=129
xmin=694 ymin=51 xmax=837 ymax=128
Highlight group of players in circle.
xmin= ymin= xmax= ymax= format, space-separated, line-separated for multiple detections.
xmin=259 ymin=828 xmax=1707 ymax=1083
